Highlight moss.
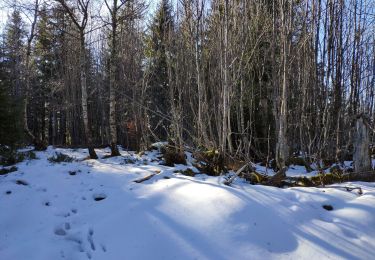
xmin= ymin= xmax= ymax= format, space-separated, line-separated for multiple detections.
xmin=310 ymin=172 xmax=343 ymax=185
xmin=240 ymin=171 xmax=266 ymax=184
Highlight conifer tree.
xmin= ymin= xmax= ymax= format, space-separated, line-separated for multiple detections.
xmin=33 ymin=5 xmax=56 ymax=143
xmin=145 ymin=0 xmax=174 ymax=140
xmin=3 ymin=10 xmax=25 ymax=98
xmin=0 ymin=10 xmax=25 ymax=146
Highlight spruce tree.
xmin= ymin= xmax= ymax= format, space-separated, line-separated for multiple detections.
xmin=0 ymin=10 xmax=25 ymax=147
xmin=145 ymin=0 xmax=174 ymax=140
xmin=33 ymin=5 xmax=56 ymax=143
xmin=3 ymin=10 xmax=25 ymax=98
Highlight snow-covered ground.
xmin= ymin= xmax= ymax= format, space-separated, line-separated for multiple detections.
xmin=1 ymin=146 xmax=375 ymax=260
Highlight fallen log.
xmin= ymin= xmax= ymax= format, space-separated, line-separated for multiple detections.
xmin=134 ymin=173 xmax=156 ymax=183
xmin=223 ymin=161 xmax=257 ymax=186
xmin=266 ymin=167 xmax=288 ymax=187
xmin=225 ymin=167 xmax=375 ymax=188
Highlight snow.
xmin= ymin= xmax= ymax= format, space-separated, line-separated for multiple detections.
xmin=1 ymin=146 xmax=375 ymax=260
xmin=254 ymin=163 xmax=319 ymax=177
xmin=255 ymin=159 xmax=375 ymax=177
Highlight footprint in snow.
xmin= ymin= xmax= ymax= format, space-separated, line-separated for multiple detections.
xmin=93 ymin=193 xmax=107 ymax=201
xmin=54 ymin=221 xmax=72 ymax=236
xmin=15 ymin=179 xmax=29 ymax=186
xmin=36 ymin=187 xmax=47 ymax=192
xmin=65 ymin=222 xmax=71 ymax=230
xmin=54 ymin=227 xmax=67 ymax=236
xmin=87 ymin=228 xmax=95 ymax=251
xmin=65 ymin=234 xmax=84 ymax=252
xmin=322 ymin=204 xmax=334 ymax=211
xmin=54 ymin=211 xmax=71 ymax=218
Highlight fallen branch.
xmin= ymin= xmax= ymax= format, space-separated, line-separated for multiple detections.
xmin=317 ymin=185 xmax=363 ymax=195
xmin=134 ymin=173 xmax=156 ymax=183
xmin=223 ymin=161 xmax=256 ymax=186
xmin=266 ymin=167 xmax=288 ymax=187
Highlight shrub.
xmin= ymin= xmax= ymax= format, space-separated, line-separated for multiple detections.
xmin=286 ymin=157 xmax=313 ymax=172
xmin=163 ymin=145 xmax=186 ymax=166
xmin=177 ymin=168 xmax=195 ymax=177
xmin=193 ymin=150 xmax=226 ymax=176
xmin=0 ymin=166 xmax=17 ymax=175
xmin=48 ymin=152 xmax=74 ymax=163
xmin=0 ymin=147 xmax=32 ymax=166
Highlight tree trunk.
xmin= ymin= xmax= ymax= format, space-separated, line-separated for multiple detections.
xmin=80 ymin=33 xmax=98 ymax=159
xmin=24 ymin=0 xmax=46 ymax=151
xmin=353 ymin=115 xmax=371 ymax=173
xmin=276 ymin=0 xmax=290 ymax=170
xmin=108 ymin=3 xmax=120 ymax=156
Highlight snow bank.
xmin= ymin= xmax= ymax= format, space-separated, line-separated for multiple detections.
xmin=1 ymin=147 xmax=374 ymax=259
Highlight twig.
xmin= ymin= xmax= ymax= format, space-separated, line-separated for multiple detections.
xmin=223 ymin=161 xmax=256 ymax=186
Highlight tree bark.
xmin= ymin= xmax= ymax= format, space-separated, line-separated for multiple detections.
xmin=80 ymin=32 xmax=98 ymax=159
xmin=107 ymin=0 xmax=120 ymax=156
xmin=353 ymin=115 xmax=372 ymax=173
xmin=276 ymin=0 xmax=290 ymax=170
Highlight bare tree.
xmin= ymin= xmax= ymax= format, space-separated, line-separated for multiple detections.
xmin=275 ymin=0 xmax=291 ymax=170
xmin=22 ymin=0 xmax=48 ymax=150
xmin=55 ymin=0 xmax=98 ymax=159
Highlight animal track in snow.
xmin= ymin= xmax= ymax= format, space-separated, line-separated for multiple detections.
xmin=93 ymin=193 xmax=107 ymax=201
xmin=65 ymin=222 xmax=71 ymax=230
xmin=54 ymin=210 xmax=71 ymax=218
xmin=54 ymin=227 xmax=67 ymax=236
xmin=15 ymin=179 xmax=29 ymax=186
xmin=87 ymin=228 xmax=95 ymax=251
xmin=65 ymin=234 xmax=84 ymax=252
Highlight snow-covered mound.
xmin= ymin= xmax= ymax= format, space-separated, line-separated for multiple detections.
xmin=1 ymin=147 xmax=375 ymax=260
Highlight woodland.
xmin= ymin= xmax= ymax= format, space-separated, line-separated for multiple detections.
xmin=2 ymin=1 xmax=375 ymax=259
xmin=0 ymin=0 xmax=375 ymax=183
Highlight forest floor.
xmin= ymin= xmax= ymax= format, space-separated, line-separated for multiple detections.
xmin=1 ymin=146 xmax=375 ymax=260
